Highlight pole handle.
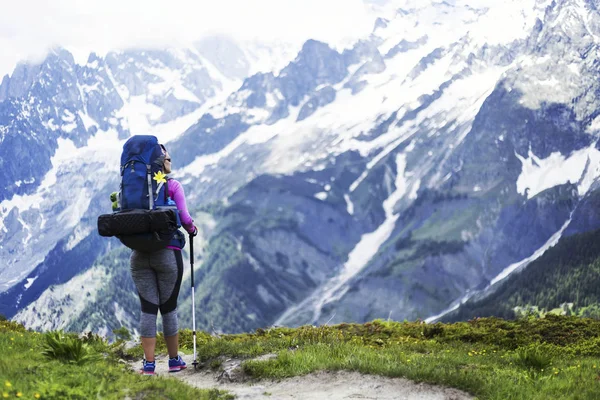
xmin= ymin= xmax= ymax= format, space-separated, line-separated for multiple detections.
xmin=189 ymin=234 xmax=194 ymax=287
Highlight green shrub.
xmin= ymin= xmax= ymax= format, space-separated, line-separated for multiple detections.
xmin=423 ymin=323 xmax=444 ymax=339
xmin=112 ymin=326 xmax=132 ymax=342
xmin=0 ymin=320 xmax=26 ymax=333
xmin=512 ymin=344 xmax=553 ymax=371
xmin=42 ymin=331 xmax=99 ymax=365
xmin=81 ymin=331 xmax=108 ymax=345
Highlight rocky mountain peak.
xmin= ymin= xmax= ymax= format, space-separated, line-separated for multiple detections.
xmin=278 ymin=40 xmax=346 ymax=106
xmin=5 ymin=0 xmax=600 ymax=335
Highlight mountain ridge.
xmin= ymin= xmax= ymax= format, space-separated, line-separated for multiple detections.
xmin=3 ymin=0 xmax=600 ymax=335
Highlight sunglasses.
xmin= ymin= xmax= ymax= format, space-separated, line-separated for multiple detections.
xmin=165 ymin=158 xmax=171 ymax=162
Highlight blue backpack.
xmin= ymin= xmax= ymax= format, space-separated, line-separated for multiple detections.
xmin=97 ymin=135 xmax=185 ymax=252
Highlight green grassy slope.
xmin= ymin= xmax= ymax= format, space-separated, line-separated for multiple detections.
xmin=0 ymin=319 xmax=231 ymax=400
xmin=4 ymin=315 xmax=600 ymax=399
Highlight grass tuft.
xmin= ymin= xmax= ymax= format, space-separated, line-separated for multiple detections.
xmin=513 ymin=344 xmax=553 ymax=371
xmin=41 ymin=331 xmax=99 ymax=365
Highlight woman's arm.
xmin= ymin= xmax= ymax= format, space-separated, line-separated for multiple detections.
xmin=168 ymin=179 xmax=196 ymax=234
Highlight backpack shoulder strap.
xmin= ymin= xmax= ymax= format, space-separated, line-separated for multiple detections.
xmin=165 ymin=178 xmax=170 ymax=203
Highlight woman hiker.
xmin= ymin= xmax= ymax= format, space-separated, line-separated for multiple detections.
xmin=130 ymin=144 xmax=198 ymax=375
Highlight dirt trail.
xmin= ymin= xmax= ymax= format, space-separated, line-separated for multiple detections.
xmin=129 ymin=355 xmax=474 ymax=400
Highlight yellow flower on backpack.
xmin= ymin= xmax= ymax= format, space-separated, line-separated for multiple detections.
xmin=153 ymin=171 xmax=167 ymax=184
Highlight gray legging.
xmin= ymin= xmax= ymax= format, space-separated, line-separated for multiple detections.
xmin=130 ymin=249 xmax=183 ymax=337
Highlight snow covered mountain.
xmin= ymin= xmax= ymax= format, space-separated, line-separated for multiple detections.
xmin=5 ymin=0 xmax=600 ymax=334
xmin=0 ymin=35 xmax=297 ymax=315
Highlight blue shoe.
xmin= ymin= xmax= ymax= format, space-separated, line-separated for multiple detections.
xmin=140 ymin=359 xmax=156 ymax=375
xmin=168 ymin=355 xmax=187 ymax=372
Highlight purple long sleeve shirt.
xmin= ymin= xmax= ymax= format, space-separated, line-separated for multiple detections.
xmin=168 ymin=179 xmax=195 ymax=234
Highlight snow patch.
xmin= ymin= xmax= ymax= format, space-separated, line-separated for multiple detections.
xmin=490 ymin=217 xmax=572 ymax=285
xmin=349 ymin=134 xmax=412 ymax=192
xmin=62 ymin=109 xmax=76 ymax=122
xmin=239 ymin=39 xmax=301 ymax=76
xmin=425 ymin=290 xmax=473 ymax=323
xmin=188 ymin=47 xmax=242 ymax=93
xmin=17 ymin=216 xmax=32 ymax=246
xmin=587 ymin=115 xmax=600 ymax=133
xmin=65 ymin=224 xmax=94 ymax=252
xmin=466 ymin=0 xmax=542 ymax=46
xmin=179 ymin=106 xmax=300 ymax=178
xmin=113 ymin=301 xmax=130 ymax=325
xmin=344 ymin=194 xmax=355 ymax=215
xmin=44 ymin=119 xmax=59 ymax=131
xmin=116 ymin=95 xmax=164 ymax=134
xmin=61 ymin=122 xmax=78 ymax=133
xmin=0 ymin=137 xmax=77 ymax=215
xmin=145 ymin=66 xmax=202 ymax=103
xmin=24 ymin=276 xmax=38 ymax=290
xmin=314 ymin=192 xmax=328 ymax=201
xmin=515 ymin=145 xmax=600 ymax=198
xmin=314 ymin=153 xmax=410 ymax=319
xmin=78 ymin=111 xmax=98 ymax=131
xmin=39 ymin=138 xmax=77 ymax=190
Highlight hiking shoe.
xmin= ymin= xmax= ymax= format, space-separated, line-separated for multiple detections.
xmin=139 ymin=359 xmax=156 ymax=375
xmin=168 ymin=355 xmax=187 ymax=372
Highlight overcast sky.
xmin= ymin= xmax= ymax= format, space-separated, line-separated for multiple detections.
xmin=0 ymin=0 xmax=382 ymax=77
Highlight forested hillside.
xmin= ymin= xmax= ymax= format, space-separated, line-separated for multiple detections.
xmin=445 ymin=228 xmax=600 ymax=321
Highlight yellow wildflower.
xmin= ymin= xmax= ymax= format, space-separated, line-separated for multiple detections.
xmin=2 ymin=393 xmax=7 ymax=399
xmin=153 ymin=171 xmax=167 ymax=184
xmin=16 ymin=392 xmax=22 ymax=398
xmin=35 ymin=394 xmax=41 ymax=399
xmin=3 ymin=382 xmax=10 ymax=388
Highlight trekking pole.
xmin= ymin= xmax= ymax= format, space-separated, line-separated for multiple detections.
xmin=190 ymin=233 xmax=198 ymax=370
